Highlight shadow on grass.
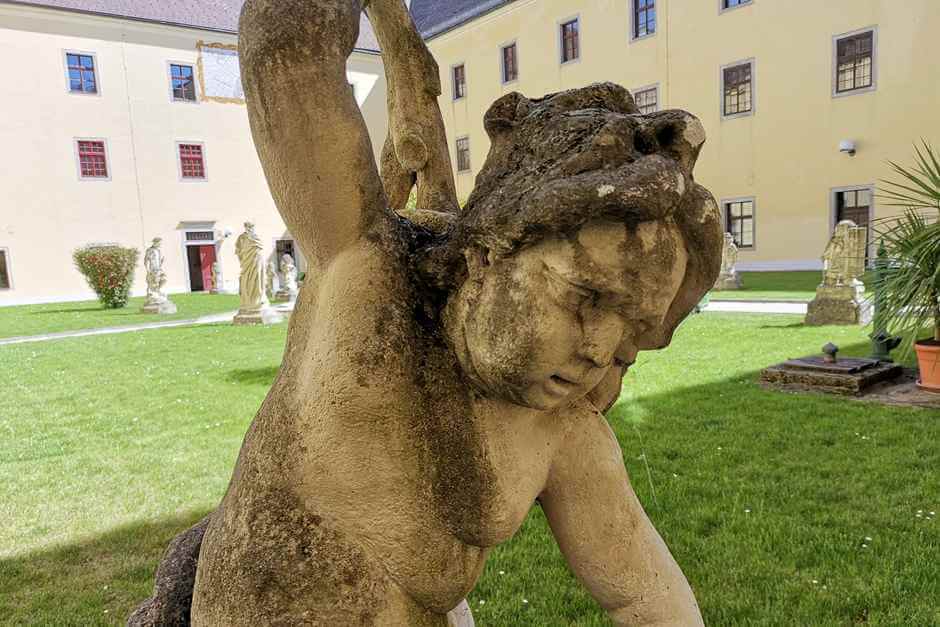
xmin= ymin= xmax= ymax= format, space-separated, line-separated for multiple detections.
xmin=758 ymin=322 xmax=806 ymax=329
xmin=0 ymin=508 xmax=210 ymax=625
xmin=34 ymin=308 xmax=107 ymax=315
xmin=226 ymin=366 xmax=280 ymax=386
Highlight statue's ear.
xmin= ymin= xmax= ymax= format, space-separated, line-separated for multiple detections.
xmin=483 ymin=92 xmax=530 ymax=139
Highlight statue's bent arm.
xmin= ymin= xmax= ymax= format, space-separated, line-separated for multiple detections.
xmin=540 ymin=408 xmax=704 ymax=627
xmin=239 ymin=0 xmax=388 ymax=271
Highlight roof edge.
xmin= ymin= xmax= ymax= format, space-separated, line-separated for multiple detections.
xmin=419 ymin=0 xmax=511 ymax=41
xmin=0 ymin=0 xmax=382 ymax=53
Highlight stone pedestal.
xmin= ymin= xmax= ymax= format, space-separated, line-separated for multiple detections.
xmin=712 ymin=273 xmax=742 ymax=291
xmin=233 ymin=306 xmax=283 ymax=326
xmin=273 ymin=288 xmax=298 ymax=303
xmin=805 ymin=284 xmax=871 ymax=326
xmin=141 ymin=297 xmax=177 ymax=315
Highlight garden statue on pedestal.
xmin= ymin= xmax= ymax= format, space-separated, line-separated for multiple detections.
xmin=805 ymin=220 xmax=871 ymax=326
xmin=275 ymin=253 xmax=299 ymax=302
xmin=140 ymin=237 xmax=177 ymax=314
xmin=232 ymin=222 xmax=282 ymax=325
xmin=712 ymin=232 xmax=742 ymax=290
xmin=265 ymin=258 xmax=278 ymax=301
xmin=209 ymin=262 xmax=223 ymax=294
xmin=131 ymin=1 xmax=722 ymax=625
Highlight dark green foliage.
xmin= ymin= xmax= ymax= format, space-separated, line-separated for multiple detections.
xmin=72 ymin=244 xmax=140 ymax=309
xmin=875 ymin=141 xmax=940 ymax=348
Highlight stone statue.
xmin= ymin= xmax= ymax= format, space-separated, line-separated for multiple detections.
xmin=821 ymin=220 xmax=866 ymax=288
xmin=233 ymin=221 xmax=282 ymax=325
xmin=140 ymin=237 xmax=177 ymax=314
xmin=712 ymin=232 xmax=742 ymax=290
xmin=806 ymin=220 xmax=870 ymax=325
xmin=131 ymin=2 xmax=721 ymax=626
xmin=208 ymin=262 xmax=220 ymax=294
xmin=265 ymin=258 xmax=278 ymax=300
xmin=275 ymin=253 xmax=299 ymax=302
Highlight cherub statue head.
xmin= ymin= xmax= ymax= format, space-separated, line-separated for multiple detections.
xmin=151 ymin=237 xmax=162 ymax=247
xmin=421 ymin=83 xmax=721 ymax=411
xmin=244 ymin=221 xmax=256 ymax=233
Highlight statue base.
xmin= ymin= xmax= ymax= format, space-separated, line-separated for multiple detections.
xmin=712 ymin=273 xmax=742 ymax=291
xmin=804 ymin=284 xmax=871 ymax=326
xmin=141 ymin=298 xmax=177 ymax=315
xmin=233 ymin=306 xmax=284 ymax=326
xmin=274 ymin=288 xmax=298 ymax=303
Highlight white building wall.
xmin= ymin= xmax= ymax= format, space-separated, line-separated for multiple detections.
xmin=0 ymin=4 xmax=388 ymax=305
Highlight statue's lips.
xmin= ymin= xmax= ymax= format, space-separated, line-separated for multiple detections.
xmin=546 ymin=374 xmax=579 ymax=396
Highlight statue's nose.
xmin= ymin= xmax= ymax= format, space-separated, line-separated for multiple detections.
xmin=635 ymin=112 xmax=706 ymax=172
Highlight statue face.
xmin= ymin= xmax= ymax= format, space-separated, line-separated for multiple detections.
xmin=449 ymin=219 xmax=688 ymax=410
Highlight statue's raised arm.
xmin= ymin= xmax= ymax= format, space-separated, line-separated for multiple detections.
xmin=239 ymin=0 xmax=389 ymax=270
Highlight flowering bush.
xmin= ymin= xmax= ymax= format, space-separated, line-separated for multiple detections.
xmin=73 ymin=244 xmax=140 ymax=308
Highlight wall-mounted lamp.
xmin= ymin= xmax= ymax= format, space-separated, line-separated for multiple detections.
xmin=839 ymin=139 xmax=856 ymax=156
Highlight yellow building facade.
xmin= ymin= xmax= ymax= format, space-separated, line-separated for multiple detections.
xmin=419 ymin=0 xmax=939 ymax=270
xmin=0 ymin=1 xmax=388 ymax=305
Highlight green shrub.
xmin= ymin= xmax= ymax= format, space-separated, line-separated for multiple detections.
xmin=73 ymin=244 xmax=139 ymax=309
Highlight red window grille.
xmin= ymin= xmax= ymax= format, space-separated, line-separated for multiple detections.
xmin=77 ymin=140 xmax=108 ymax=178
xmin=502 ymin=44 xmax=518 ymax=83
xmin=561 ymin=20 xmax=579 ymax=63
xmin=179 ymin=144 xmax=206 ymax=179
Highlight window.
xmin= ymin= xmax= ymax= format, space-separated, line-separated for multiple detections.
xmin=501 ymin=43 xmax=518 ymax=83
xmin=452 ymin=64 xmax=466 ymax=100
xmin=456 ymin=137 xmax=471 ymax=173
xmin=835 ymin=30 xmax=875 ymax=94
xmin=633 ymin=86 xmax=658 ymax=114
xmin=721 ymin=0 xmax=751 ymax=10
xmin=178 ymin=143 xmax=206 ymax=179
xmin=834 ymin=188 xmax=872 ymax=228
xmin=170 ymin=63 xmax=197 ymax=102
xmin=632 ymin=0 xmax=656 ymax=39
xmin=725 ymin=199 xmax=754 ymax=249
xmin=66 ymin=52 xmax=97 ymax=94
xmin=77 ymin=140 xmax=108 ymax=178
xmin=560 ymin=19 xmax=580 ymax=63
xmin=722 ymin=61 xmax=753 ymax=117
xmin=0 ymin=249 xmax=10 ymax=290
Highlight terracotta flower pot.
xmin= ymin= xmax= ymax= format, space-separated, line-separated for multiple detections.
xmin=915 ymin=339 xmax=940 ymax=392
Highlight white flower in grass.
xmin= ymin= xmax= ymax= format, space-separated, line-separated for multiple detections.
xmin=864 ymin=536 xmax=872 ymax=542
xmin=861 ymin=544 xmax=868 ymax=549
xmin=478 ymin=600 xmax=485 ymax=605
xmin=498 ymin=570 xmax=505 ymax=575
xmin=522 ymin=599 xmax=529 ymax=604
xmin=744 ymin=509 xmax=751 ymax=514
xmin=812 ymin=580 xmax=818 ymax=584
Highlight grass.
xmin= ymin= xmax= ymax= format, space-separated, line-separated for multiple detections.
xmin=1 ymin=315 xmax=938 ymax=625
xmin=711 ymin=271 xmax=875 ymax=302
xmin=0 ymin=293 xmax=240 ymax=339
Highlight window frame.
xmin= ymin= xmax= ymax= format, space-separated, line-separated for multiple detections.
xmin=629 ymin=0 xmax=657 ymax=42
xmin=499 ymin=40 xmax=519 ymax=85
xmin=722 ymin=196 xmax=757 ymax=251
xmin=451 ymin=62 xmax=467 ymax=101
xmin=720 ymin=58 xmax=756 ymax=119
xmin=63 ymin=49 xmax=101 ymax=97
xmin=455 ymin=136 xmax=471 ymax=173
xmin=167 ymin=61 xmax=199 ymax=104
xmin=832 ymin=27 xmax=878 ymax=98
xmin=176 ymin=141 xmax=209 ymax=182
xmin=558 ymin=15 xmax=581 ymax=65
xmin=719 ymin=0 xmax=753 ymax=14
xmin=632 ymin=83 xmax=660 ymax=114
xmin=0 ymin=247 xmax=12 ymax=291
xmin=829 ymin=185 xmax=875 ymax=232
xmin=73 ymin=138 xmax=111 ymax=181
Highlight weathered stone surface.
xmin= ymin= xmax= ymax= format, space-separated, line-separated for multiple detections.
xmin=761 ymin=359 xmax=903 ymax=396
xmin=141 ymin=300 xmax=178 ymax=315
xmin=805 ymin=285 xmax=872 ymax=326
xmin=128 ymin=516 xmax=210 ymax=627
xmin=136 ymin=1 xmax=722 ymax=625
xmin=712 ymin=232 xmax=741 ymax=291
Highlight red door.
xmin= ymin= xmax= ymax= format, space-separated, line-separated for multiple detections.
xmin=199 ymin=245 xmax=216 ymax=291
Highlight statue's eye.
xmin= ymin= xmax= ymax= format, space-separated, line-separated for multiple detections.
xmin=544 ymin=270 xmax=593 ymax=311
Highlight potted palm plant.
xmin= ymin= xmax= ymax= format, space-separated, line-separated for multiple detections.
xmin=875 ymin=141 xmax=940 ymax=391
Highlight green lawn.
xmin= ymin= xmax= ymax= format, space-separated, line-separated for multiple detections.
xmin=0 ymin=293 xmax=240 ymax=339
xmin=711 ymin=271 xmax=875 ymax=302
xmin=1 ymin=315 xmax=937 ymax=625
